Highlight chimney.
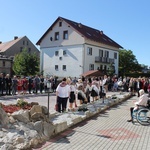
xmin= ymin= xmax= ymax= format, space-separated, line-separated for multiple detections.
xmin=100 ymin=31 xmax=103 ymax=35
xmin=0 ymin=41 xmax=2 ymax=44
xmin=78 ymin=23 xmax=82 ymax=28
xmin=14 ymin=36 xmax=18 ymax=40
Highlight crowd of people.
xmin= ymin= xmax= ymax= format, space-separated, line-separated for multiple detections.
xmin=55 ymin=75 xmax=150 ymax=113
xmin=0 ymin=73 xmax=58 ymax=96
xmin=1 ymin=72 xmax=150 ymax=113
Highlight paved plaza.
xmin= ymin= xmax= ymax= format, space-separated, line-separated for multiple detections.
xmin=33 ymin=95 xmax=150 ymax=150
xmin=1 ymin=93 xmax=150 ymax=150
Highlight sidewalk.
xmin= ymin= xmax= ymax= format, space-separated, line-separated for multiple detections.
xmin=34 ymin=95 xmax=150 ymax=150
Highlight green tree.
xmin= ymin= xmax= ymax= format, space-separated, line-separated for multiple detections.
xmin=107 ymin=63 xmax=115 ymax=76
xmin=13 ymin=48 xmax=39 ymax=76
xmin=119 ymin=49 xmax=142 ymax=76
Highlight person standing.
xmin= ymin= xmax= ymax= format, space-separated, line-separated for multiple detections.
xmin=52 ymin=76 xmax=57 ymax=93
xmin=5 ymin=74 xmax=12 ymax=95
xmin=34 ymin=75 xmax=40 ymax=94
xmin=12 ymin=75 xmax=18 ymax=95
xmin=17 ymin=76 xmax=23 ymax=94
xmin=22 ymin=76 xmax=28 ymax=95
xmin=0 ymin=73 xmax=5 ymax=96
xmin=28 ymin=76 xmax=33 ymax=94
xmin=56 ymin=78 xmax=70 ymax=113
xmin=40 ymin=75 xmax=44 ymax=93
xmin=68 ymin=81 xmax=77 ymax=111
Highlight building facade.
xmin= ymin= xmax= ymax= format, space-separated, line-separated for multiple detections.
xmin=0 ymin=36 xmax=40 ymax=76
xmin=36 ymin=17 xmax=123 ymax=78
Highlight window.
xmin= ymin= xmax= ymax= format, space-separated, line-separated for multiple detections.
xmin=23 ymin=41 xmax=25 ymax=45
xmin=62 ymin=65 xmax=66 ymax=71
xmin=55 ymin=32 xmax=59 ymax=40
xmin=63 ymin=30 xmax=68 ymax=39
xmin=50 ymin=37 xmax=53 ymax=41
xmin=87 ymin=47 xmax=92 ymax=55
xmin=28 ymin=48 xmax=31 ymax=52
xmin=3 ymin=61 xmax=5 ymax=67
xmin=104 ymin=51 xmax=109 ymax=58
xmin=99 ymin=49 xmax=103 ymax=57
xmin=100 ymin=65 xmax=103 ymax=70
xmin=59 ymin=22 xmax=62 ymax=27
xmin=20 ymin=47 xmax=23 ymax=52
xmin=89 ymin=64 xmax=94 ymax=70
xmin=63 ymin=50 xmax=67 ymax=55
xmin=55 ymin=51 xmax=59 ymax=56
xmin=55 ymin=65 xmax=58 ymax=70
xmin=114 ymin=52 xmax=117 ymax=59
xmin=26 ymin=41 xmax=28 ymax=45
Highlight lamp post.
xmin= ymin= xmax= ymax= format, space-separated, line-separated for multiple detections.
xmin=47 ymin=81 xmax=51 ymax=118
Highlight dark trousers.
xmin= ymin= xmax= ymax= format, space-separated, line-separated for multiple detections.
xmin=130 ymin=107 xmax=134 ymax=118
xmin=6 ymin=85 xmax=11 ymax=95
xmin=57 ymin=97 xmax=68 ymax=113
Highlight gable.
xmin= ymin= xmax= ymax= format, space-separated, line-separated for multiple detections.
xmin=36 ymin=16 xmax=123 ymax=49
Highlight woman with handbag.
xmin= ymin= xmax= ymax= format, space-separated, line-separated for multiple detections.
xmin=56 ymin=78 xmax=70 ymax=113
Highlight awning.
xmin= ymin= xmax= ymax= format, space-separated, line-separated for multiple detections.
xmin=80 ymin=70 xmax=104 ymax=77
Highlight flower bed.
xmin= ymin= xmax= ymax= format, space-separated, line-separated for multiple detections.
xmin=2 ymin=98 xmax=32 ymax=113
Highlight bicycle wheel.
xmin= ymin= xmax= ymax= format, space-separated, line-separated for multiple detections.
xmin=136 ymin=108 xmax=150 ymax=126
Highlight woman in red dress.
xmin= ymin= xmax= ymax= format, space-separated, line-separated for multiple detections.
xmin=17 ymin=76 xmax=23 ymax=94
xmin=22 ymin=76 xmax=28 ymax=94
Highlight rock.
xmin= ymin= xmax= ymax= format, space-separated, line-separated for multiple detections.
xmin=41 ymin=106 xmax=49 ymax=115
xmin=43 ymin=121 xmax=55 ymax=137
xmin=29 ymin=138 xmax=40 ymax=148
xmin=11 ymin=109 xmax=30 ymax=123
xmin=1 ymin=143 xmax=14 ymax=150
xmin=30 ymin=105 xmax=46 ymax=121
xmin=0 ymin=107 xmax=9 ymax=126
xmin=34 ymin=121 xmax=43 ymax=135
xmin=9 ymin=116 xmax=16 ymax=124
xmin=30 ymin=102 xmax=39 ymax=106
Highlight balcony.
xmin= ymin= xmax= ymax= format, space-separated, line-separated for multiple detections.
xmin=95 ymin=57 xmax=114 ymax=64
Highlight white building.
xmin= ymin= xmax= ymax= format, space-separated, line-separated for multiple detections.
xmin=36 ymin=16 xmax=123 ymax=78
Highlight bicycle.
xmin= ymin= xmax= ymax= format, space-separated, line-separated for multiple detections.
xmin=132 ymin=99 xmax=150 ymax=126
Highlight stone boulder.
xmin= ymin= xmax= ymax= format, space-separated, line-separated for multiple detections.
xmin=0 ymin=107 xmax=9 ymax=126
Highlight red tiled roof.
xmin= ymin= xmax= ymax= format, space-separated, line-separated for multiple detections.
xmin=80 ymin=70 xmax=104 ymax=77
xmin=0 ymin=37 xmax=23 ymax=52
xmin=36 ymin=16 xmax=123 ymax=48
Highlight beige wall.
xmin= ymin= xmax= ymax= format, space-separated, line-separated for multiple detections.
xmin=2 ymin=36 xmax=40 ymax=57
xmin=0 ymin=58 xmax=12 ymax=75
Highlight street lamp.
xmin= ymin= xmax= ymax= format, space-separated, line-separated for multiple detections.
xmin=47 ymin=81 xmax=51 ymax=118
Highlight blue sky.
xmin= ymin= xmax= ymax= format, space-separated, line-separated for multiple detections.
xmin=0 ymin=0 xmax=150 ymax=66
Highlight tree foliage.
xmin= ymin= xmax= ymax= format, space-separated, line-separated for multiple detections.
xmin=119 ymin=49 xmax=142 ymax=76
xmin=13 ymin=48 xmax=40 ymax=76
